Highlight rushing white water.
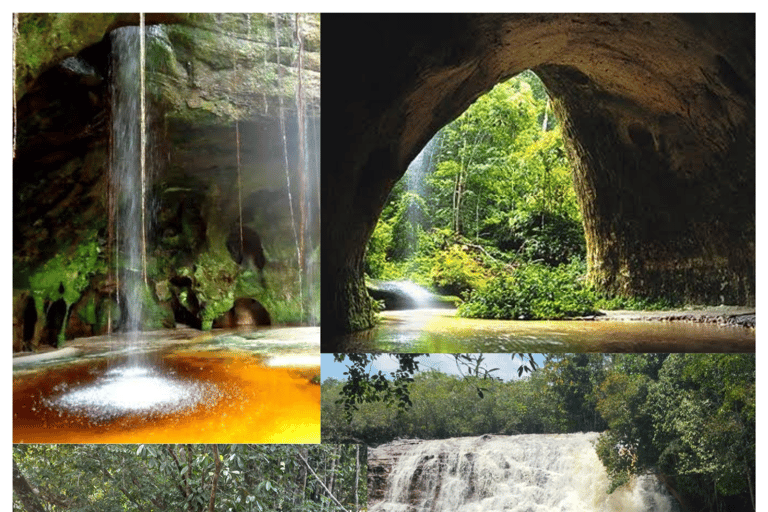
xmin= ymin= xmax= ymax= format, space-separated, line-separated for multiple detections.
xmin=371 ymin=433 xmax=678 ymax=512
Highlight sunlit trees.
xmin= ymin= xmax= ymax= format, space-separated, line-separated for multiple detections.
xmin=364 ymin=71 xmax=590 ymax=318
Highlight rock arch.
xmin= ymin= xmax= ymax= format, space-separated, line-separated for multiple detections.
xmin=321 ymin=14 xmax=754 ymax=337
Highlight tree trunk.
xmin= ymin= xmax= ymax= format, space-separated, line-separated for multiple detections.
xmin=12 ymin=458 xmax=46 ymax=512
xmin=354 ymin=445 xmax=360 ymax=511
xmin=208 ymin=445 xmax=221 ymax=512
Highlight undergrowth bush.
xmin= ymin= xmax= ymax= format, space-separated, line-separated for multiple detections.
xmin=429 ymin=244 xmax=491 ymax=296
xmin=458 ymin=259 xmax=597 ymax=320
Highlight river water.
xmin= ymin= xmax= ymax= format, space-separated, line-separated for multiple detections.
xmin=330 ymin=308 xmax=754 ymax=353
xmin=13 ymin=327 xmax=319 ymax=443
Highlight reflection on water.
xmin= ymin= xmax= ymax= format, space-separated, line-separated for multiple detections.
xmin=329 ymin=309 xmax=755 ymax=353
xmin=14 ymin=328 xmax=320 ymax=443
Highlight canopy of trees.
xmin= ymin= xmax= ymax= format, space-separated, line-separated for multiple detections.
xmin=13 ymin=444 xmax=366 ymax=512
xmin=322 ymin=353 xmax=755 ymax=512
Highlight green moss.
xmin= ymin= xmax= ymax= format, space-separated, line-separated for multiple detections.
xmin=77 ymin=295 xmax=98 ymax=326
xmin=139 ymin=283 xmax=175 ymax=329
xmin=234 ymin=268 xmax=304 ymax=325
xmin=15 ymin=14 xmax=120 ymax=98
xmin=25 ymin=234 xmax=106 ymax=345
xmin=194 ymin=247 xmax=237 ymax=330
xmin=191 ymin=207 xmax=239 ymax=329
xmin=28 ymin=234 xmax=105 ymax=310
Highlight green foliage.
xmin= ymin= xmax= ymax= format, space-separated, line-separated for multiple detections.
xmin=323 ymin=367 xmax=562 ymax=445
xmin=543 ymin=354 xmax=608 ymax=432
xmin=324 ymin=353 xmax=541 ymax=444
xmin=13 ymin=444 xmax=364 ymax=512
xmin=389 ymin=191 xmax=428 ymax=261
xmin=429 ymin=244 xmax=491 ymax=296
xmin=458 ymin=259 xmax=597 ymax=320
xmin=594 ymin=353 xmax=755 ymax=511
xmin=488 ymin=209 xmax=585 ymax=266
xmin=651 ymin=354 xmax=755 ymax=504
xmin=333 ymin=353 xmax=425 ymax=423
xmin=365 ymin=216 xmax=395 ymax=278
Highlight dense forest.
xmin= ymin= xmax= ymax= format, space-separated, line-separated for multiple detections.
xmin=365 ymin=71 xmax=672 ymax=319
xmin=13 ymin=444 xmax=366 ymax=512
xmin=322 ymin=353 xmax=755 ymax=512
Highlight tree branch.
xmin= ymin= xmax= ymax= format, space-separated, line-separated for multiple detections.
xmin=296 ymin=451 xmax=349 ymax=512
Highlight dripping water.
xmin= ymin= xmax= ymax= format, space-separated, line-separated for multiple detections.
xmin=274 ymin=13 xmax=305 ymax=319
xmin=232 ymin=25 xmax=244 ymax=257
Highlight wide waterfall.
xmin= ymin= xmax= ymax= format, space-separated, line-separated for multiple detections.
xmin=370 ymin=433 xmax=678 ymax=512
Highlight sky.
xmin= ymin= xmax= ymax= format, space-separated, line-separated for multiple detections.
xmin=321 ymin=353 xmax=547 ymax=382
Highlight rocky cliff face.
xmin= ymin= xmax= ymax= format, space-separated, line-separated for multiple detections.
xmin=321 ymin=14 xmax=754 ymax=338
xmin=13 ymin=13 xmax=320 ymax=351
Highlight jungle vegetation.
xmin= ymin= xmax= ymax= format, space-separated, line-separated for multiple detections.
xmin=365 ymin=71 xmax=673 ymax=319
xmin=13 ymin=444 xmax=366 ymax=512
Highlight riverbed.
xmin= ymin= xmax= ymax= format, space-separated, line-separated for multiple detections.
xmin=326 ymin=308 xmax=755 ymax=353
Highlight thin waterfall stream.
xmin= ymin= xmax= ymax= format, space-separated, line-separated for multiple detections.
xmin=45 ymin=21 xmax=220 ymax=423
xmin=370 ymin=433 xmax=679 ymax=512
xmin=13 ymin=14 xmax=321 ymax=442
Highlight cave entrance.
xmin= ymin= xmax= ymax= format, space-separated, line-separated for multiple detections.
xmin=364 ymin=70 xmax=588 ymax=314
xmin=321 ymin=14 xmax=754 ymax=339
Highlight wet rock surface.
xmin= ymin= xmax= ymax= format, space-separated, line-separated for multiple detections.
xmin=13 ymin=14 xmax=320 ymax=351
xmin=597 ymin=306 xmax=756 ymax=328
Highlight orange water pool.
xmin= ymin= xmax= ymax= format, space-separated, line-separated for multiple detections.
xmin=14 ymin=346 xmax=320 ymax=443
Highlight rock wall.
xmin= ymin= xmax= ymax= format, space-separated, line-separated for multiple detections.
xmin=13 ymin=13 xmax=320 ymax=351
xmin=321 ymin=14 xmax=754 ymax=338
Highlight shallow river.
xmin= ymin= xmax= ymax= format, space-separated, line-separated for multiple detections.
xmin=13 ymin=327 xmax=320 ymax=443
xmin=327 ymin=308 xmax=754 ymax=353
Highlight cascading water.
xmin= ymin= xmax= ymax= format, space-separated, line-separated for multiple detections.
xmin=44 ymin=20 xmax=224 ymax=423
xmin=272 ymin=12 xmax=320 ymax=325
xmin=370 ymin=433 xmax=678 ymax=512
xmin=407 ymin=133 xmax=441 ymax=199
xmin=367 ymin=135 xmax=445 ymax=313
xmin=110 ymin=23 xmax=148 ymax=342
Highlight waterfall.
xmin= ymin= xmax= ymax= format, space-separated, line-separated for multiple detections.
xmin=395 ymin=133 xmax=441 ymax=261
xmin=407 ymin=133 xmax=441 ymax=197
xmin=370 ymin=433 xmax=678 ymax=512
xmin=110 ymin=24 xmax=148 ymax=336
xmin=293 ymin=13 xmax=321 ymax=325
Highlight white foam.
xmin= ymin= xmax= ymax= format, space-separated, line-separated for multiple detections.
xmin=47 ymin=364 xmax=222 ymax=422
